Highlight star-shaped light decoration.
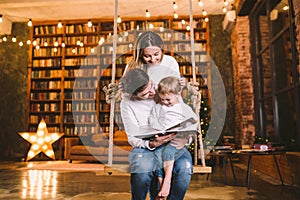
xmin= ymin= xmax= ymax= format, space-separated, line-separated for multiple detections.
xmin=19 ymin=118 xmax=64 ymax=161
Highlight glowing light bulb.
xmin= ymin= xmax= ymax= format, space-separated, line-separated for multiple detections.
xmin=146 ymin=10 xmax=150 ymax=18
xmin=173 ymin=1 xmax=178 ymax=10
xmin=27 ymin=40 xmax=31 ymax=45
xmin=2 ymin=36 xmax=7 ymax=42
xmin=19 ymin=41 xmax=24 ymax=46
xmin=87 ymin=20 xmax=93 ymax=28
xmin=12 ymin=36 xmax=17 ymax=42
xmin=57 ymin=21 xmax=63 ymax=28
xmin=54 ymin=41 xmax=58 ymax=47
xmin=27 ymin=19 xmax=32 ymax=27
xmin=61 ymin=42 xmax=65 ymax=48
xmin=224 ymin=0 xmax=229 ymax=6
xmin=117 ymin=16 xmax=122 ymax=23
xmin=198 ymin=0 xmax=203 ymax=7
xmin=222 ymin=7 xmax=227 ymax=13
xmin=174 ymin=12 xmax=178 ymax=19
xmin=202 ymin=9 xmax=207 ymax=16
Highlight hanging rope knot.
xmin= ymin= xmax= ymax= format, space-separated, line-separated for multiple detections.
xmin=187 ymin=81 xmax=202 ymax=109
xmin=102 ymin=82 xmax=120 ymax=104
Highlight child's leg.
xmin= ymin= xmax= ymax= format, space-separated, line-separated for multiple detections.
xmin=157 ymin=144 xmax=177 ymax=198
xmin=157 ymin=160 xmax=174 ymax=197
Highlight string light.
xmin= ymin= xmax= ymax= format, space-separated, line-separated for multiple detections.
xmin=174 ymin=12 xmax=179 ymax=19
xmin=27 ymin=19 xmax=32 ymax=27
xmin=44 ymin=40 xmax=48 ymax=47
xmin=19 ymin=41 xmax=23 ymax=46
xmin=224 ymin=0 xmax=229 ymax=6
xmin=283 ymin=6 xmax=289 ymax=11
xmin=27 ymin=40 xmax=31 ymax=45
xmin=145 ymin=9 xmax=150 ymax=18
xmin=173 ymin=1 xmax=178 ymax=10
xmin=61 ymin=42 xmax=65 ymax=48
xmin=0 ymin=14 xmax=3 ymax=23
xmin=99 ymin=37 xmax=105 ymax=45
xmin=57 ymin=21 xmax=63 ymax=28
xmin=3 ymin=36 xmax=7 ymax=42
xmin=54 ymin=41 xmax=58 ymax=47
xmin=181 ymin=19 xmax=186 ymax=24
xmin=117 ymin=15 xmax=122 ymax=23
xmin=149 ymin=23 xmax=154 ymax=29
xmin=198 ymin=0 xmax=204 ymax=7
xmin=87 ymin=19 xmax=93 ymax=28
xmin=222 ymin=7 xmax=227 ymax=13
xmin=205 ymin=17 xmax=209 ymax=22
xmin=12 ymin=36 xmax=17 ymax=43
xmin=202 ymin=9 xmax=207 ymax=16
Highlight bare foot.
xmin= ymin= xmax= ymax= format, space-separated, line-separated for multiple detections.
xmin=157 ymin=180 xmax=171 ymax=198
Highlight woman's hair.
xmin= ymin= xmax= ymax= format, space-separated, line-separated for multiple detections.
xmin=126 ymin=31 xmax=164 ymax=72
xmin=158 ymin=76 xmax=181 ymax=95
xmin=119 ymin=68 xmax=149 ymax=96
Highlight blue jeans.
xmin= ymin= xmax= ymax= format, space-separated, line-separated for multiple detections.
xmin=129 ymin=147 xmax=193 ymax=200
xmin=154 ymin=144 xmax=186 ymax=178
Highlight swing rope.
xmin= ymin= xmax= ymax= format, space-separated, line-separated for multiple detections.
xmin=107 ymin=0 xmax=118 ymax=166
xmin=188 ymin=0 xmax=206 ymax=167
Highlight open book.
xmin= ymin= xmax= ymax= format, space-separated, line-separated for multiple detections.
xmin=135 ymin=117 xmax=198 ymax=140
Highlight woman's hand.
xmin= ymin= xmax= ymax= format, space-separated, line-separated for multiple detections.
xmin=149 ymin=133 xmax=176 ymax=149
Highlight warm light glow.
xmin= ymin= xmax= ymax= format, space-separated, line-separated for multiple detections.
xmin=117 ymin=16 xmax=122 ymax=23
xmin=173 ymin=1 xmax=178 ymax=10
xmin=159 ymin=27 xmax=164 ymax=32
xmin=12 ymin=36 xmax=17 ymax=42
xmin=91 ymin=48 xmax=95 ymax=54
xmin=37 ymin=130 xmax=44 ymax=136
xmin=57 ymin=21 xmax=62 ymax=28
xmin=19 ymin=41 xmax=24 ymax=46
xmin=61 ymin=42 xmax=65 ymax=48
xmin=22 ymin=133 xmax=29 ymax=140
xmin=222 ymin=7 xmax=227 ymax=13
xmin=30 ymin=135 xmax=37 ymax=142
xmin=224 ymin=0 xmax=229 ymax=6
xmin=76 ymin=39 xmax=81 ymax=46
xmin=72 ymin=48 xmax=76 ymax=54
xmin=98 ymin=37 xmax=105 ymax=45
xmin=174 ymin=12 xmax=178 ymax=19
xmin=27 ymin=19 xmax=32 ymax=27
xmin=35 ymin=45 xmax=40 ymax=50
xmin=186 ymin=25 xmax=191 ymax=31
xmin=44 ymin=41 xmax=48 ymax=47
xmin=146 ymin=9 xmax=150 ymax=18
xmin=32 ymin=144 xmax=39 ymax=150
xmin=54 ymin=41 xmax=58 ymax=47
xmin=53 ymin=47 xmax=57 ymax=53
xmin=283 ymin=6 xmax=289 ymax=11
xmin=18 ymin=119 xmax=63 ymax=161
xmin=204 ymin=17 xmax=209 ymax=22
xmin=198 ymin=0 xmax=203 ymax=7
xmin=202 ymin=9 xmax=207 ymax=16
xmin=27 ymin=40 xmax=31 ymax=45
xmin=149 ymin=23 xmax=154 ymax=29
xmin=3 ymin=36 xmax=7 ymax=42
xmin=32 ymin=40 xmax=37 ymax=46
xmin=87 ymin=20 xmax=93 ymax=27
xmin=181 ymin=19 xmax=186 ymax=24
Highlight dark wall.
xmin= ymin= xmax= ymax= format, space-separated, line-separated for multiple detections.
xmin=209 ymin=15 xmax=236 ymax=142
xmin=0 ymin=22 xmax=29 ymax=160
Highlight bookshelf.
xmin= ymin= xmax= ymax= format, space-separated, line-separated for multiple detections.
xmin=27 ymin=16 xmax=210 ymax=158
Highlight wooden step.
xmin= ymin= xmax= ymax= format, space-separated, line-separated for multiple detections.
xmin=193 ymin=165 xmax=212 ymax=174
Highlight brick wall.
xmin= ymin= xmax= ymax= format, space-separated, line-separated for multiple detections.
xmin=231 ymin=16 xmax=255 ymax=148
